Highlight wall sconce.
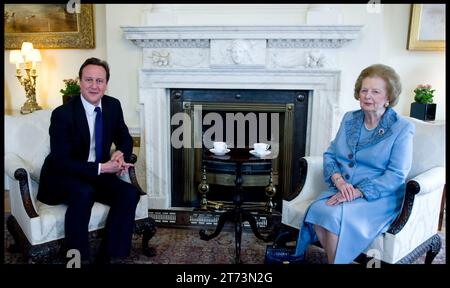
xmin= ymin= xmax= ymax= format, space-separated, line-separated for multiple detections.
xmin=9 ymin=42 xmax=42 ymax=114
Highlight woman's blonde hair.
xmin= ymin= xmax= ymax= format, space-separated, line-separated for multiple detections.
xmin=354 ymin=64 xmax=401 ymax=107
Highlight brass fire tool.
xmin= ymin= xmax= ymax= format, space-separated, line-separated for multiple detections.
xmin=265 ymin=168 xmax=277 ymax=213
xmin=198 ymin=165 xmax=210 ymax=210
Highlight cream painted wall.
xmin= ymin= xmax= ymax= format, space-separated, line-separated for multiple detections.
xmin=104 ymin=4 xmax=144 ymax=130
xmin=4 ymin=4 xmax=107 ymax=112
xmin=4 ymin=4 xmax=446 ymax=128
xmin=338 ymin=4 xmax=445 ymax=121
xmin=381 ymin=4 xmax=445 ymax=120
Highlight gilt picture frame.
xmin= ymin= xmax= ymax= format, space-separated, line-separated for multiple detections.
xmin=407 ymin=4 xmax=445 ymax=51
xmin=4 ymin=4 xmax=95 ymax=49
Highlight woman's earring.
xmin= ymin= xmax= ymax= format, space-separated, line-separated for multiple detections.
xmin=384 ymin=102 xmax=389 ymax=107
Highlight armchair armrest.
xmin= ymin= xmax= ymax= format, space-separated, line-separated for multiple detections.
xmin=281 ymin=156 xmax=326 ymax=229
xmin=4 ymin=153 xmax=39 ymax=218
xmin=388 ymin=166 xmax=445 ymax=234
xmin=406 ymin=167 xmax=445 ymax=196
xmin=4 ymin=153 xmax=33 ymax=179
xmin=128 ymin=153 xmax=145 ymax=196
xmin=285 ymin=156 xmax=326 ymax=203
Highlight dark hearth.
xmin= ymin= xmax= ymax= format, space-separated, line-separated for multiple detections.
xmin=170 ymin=89 xmax=310 ymax=210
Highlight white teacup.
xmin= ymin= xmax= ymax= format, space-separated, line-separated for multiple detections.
xmin=253 ymin=143 xmax=270 ymax=154
xmin=213 ymin=141 xmax=228 ymax=152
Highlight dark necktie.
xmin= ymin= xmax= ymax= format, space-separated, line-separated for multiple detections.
xmin=94 ymin=106 xmax=103 ymax=163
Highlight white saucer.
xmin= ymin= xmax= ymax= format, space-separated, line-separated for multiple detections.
xmin=250 ymin=150 xmax=271 ymax=157
xmin=209 ymin=148 xmax=230 ymax=156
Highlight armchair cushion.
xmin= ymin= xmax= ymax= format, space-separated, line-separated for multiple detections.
xmin=282 ymin=199 xmax=315 ymax=230
xmin=37 ymin=202 xmax=109 ymax=245
xmin=407 ymin=117 xmax=445 ymax=179
xmin=5 ymin=110 xmax=52 ymax=182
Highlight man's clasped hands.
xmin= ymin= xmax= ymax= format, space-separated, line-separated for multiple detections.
xmin=100 ymin=150 xmax=134 ymax=176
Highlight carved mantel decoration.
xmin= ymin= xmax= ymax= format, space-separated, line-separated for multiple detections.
xmin=122 ymin=25 xmax=363 ymax=209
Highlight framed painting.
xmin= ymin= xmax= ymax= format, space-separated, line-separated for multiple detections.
xmin=4 ymin=4 xmax=95 ymax=49
xmin=407 ymin=4 xmax=445 ymax=51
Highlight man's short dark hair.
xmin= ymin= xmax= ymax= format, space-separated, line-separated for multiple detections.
xmin=79 ymin=57 xmax=110 ymax=82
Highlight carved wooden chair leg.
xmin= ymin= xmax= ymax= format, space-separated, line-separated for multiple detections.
xmin=6 ymin=215 xmax=21 ymax=253
xmin=134 ymin=217 xmax=157 ymax=257
xmin=7 ymin=215 xmax=61 ymax=264
xmin=28 ymin=241 xmax=62 ymax=264
xmin=27 ymin=247 xmax=46 ymax=264
xmin=424 ymin=234 xmax=442 ymax=264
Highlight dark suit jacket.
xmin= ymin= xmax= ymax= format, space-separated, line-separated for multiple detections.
xmin=37 ymin=95 xmax=133 ymax=205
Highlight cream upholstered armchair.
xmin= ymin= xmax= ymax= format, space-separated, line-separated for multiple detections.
xmin=279 ymin=117 xmax=445 ymax=264
xmin=4 ymin=109 xmax=156 ymax=263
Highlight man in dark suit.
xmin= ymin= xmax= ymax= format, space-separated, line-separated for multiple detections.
xmin=38 ymin=57 xmax=139 ymax=263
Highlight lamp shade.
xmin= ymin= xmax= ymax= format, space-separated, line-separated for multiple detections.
xmin=21 ymin=42 xmax=34 ymax=58
xmin=27 ymin=49 xmax=42 ymax=62
xmin=9 ymin=50 xmax=24 ymax=64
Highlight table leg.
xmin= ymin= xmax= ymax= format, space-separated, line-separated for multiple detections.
xmin=233 ymin=162 xmax=244 ymax=263
xmin=200 ymin=160 xmax=269 ymax=263
xmin=235 ymin=212 xmax=243 ymax=264
xmin=234 ymin=162 xmax=243 ymax=206
xmin=242 ymin=211 xmax=271 ymax=241
xmin=199 ymin=210 xmax=232 ymax=240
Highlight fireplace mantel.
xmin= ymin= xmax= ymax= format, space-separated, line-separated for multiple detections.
xmin=122 ymin=25 xmax=362 ymax=209
xmin=122 ymin=25 xmax=362 ymax=49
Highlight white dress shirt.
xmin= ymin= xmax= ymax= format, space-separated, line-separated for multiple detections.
xmin=80 ymin=95 xmax=102 ymax=175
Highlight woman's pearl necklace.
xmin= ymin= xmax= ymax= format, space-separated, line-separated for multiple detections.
xmin=364 ymin=122 xmax=376 ymax=131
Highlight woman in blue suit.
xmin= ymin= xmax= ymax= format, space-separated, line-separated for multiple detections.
xmin=284 ymin=64 xmax=414 ymax=264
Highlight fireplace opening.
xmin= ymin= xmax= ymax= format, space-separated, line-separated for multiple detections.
xmin=170 ymin=89 xmax=310 ymax=211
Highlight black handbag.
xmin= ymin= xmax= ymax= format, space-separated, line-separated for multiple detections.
xmin=264 ymin=245 xmax=304 ymax=264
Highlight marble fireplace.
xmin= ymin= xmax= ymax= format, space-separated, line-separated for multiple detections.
xmin=122 ymin=24 xmax=362 ymax=209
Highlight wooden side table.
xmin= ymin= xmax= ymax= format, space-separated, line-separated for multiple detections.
xmin=199 ymin=148 xmax=275 ymax=263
